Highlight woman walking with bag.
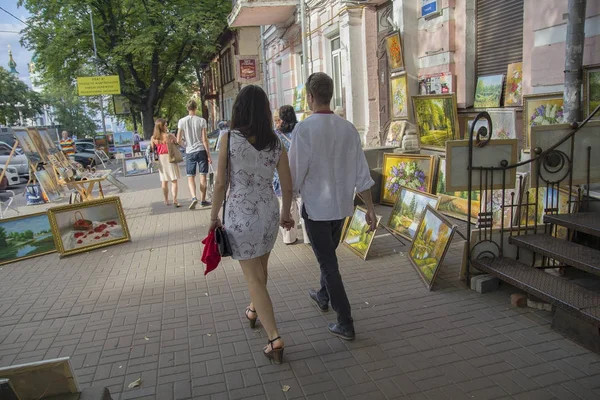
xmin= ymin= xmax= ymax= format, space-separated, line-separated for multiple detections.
xmin=208 ymin=86 xmax=294 ymax=364
xmin=151 ymin=118 xmax=181 ymax=207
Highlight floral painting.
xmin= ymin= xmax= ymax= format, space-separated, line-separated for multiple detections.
xmin=386 ymin=121 xmax=405 ymax=146
xmin=485 ymin=109 xmax=517 ymax=140
xmin=388 ymin=187 xmax=439 ymax=241
xmin=505 ymin=62 xmax=523 ymax=106
xmin=412 ymin=94 xmax=458 ymax=149
xmin=390 ymin=73 xmax=408 ymax=119
xmin=523 ymin=93 xmax=564 ymax=149
xmin=436 ymin=157 xmax=480 ymax=223
xmin=381 ymin=154 xmax=435 ymax=206
xmin=385 ymin=32 xmax=404 ymax=71
xmin=343 ymin=207 xmax=381 ymax=260
xmin=583 ymin=65 xmax=600 ymax=119
xmin=474 ymin=75 xmax=504 ymax=108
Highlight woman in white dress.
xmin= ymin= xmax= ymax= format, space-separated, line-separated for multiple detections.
xmin=209 ymin=86 xmax=294 ymax=364
xmin=151 ymin=118 xmax=181 ymax=207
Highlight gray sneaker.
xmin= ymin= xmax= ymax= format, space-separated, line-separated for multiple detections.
xmin=328 ymin=323 xmax=355 ymax=341
xmin=189 ymin=198 xmax=198 ymax=210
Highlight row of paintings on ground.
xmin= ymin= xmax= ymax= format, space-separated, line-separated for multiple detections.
xmin=0 ymin=197 xmax=131 ymax=266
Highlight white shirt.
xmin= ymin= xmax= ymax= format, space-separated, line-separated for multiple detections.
xmin=289 ymin=113 xmax=374 ymax=221
xmin=178 ymin=115 xmax=207 ymax=153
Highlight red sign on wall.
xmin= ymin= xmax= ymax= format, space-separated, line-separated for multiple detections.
xmin=236 ymin=55 xmax=260 ymax=84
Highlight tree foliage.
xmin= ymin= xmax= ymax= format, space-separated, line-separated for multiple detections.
xmin=19 ymin=0 xmax=230 ymax=138
xmin=0 ymin=66 xmax=43 ymax=125
xmin=42 ymin=83 xmax=99 ymax=138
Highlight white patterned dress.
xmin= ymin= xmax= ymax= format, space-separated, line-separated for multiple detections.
xmin=225 ymin=131 xmax=283 ymax=260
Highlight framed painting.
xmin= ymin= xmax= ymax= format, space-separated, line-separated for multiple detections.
xmin=0 ymin=212 xmax=56 ymax=266
xmin=445 ymin=139 xmax=518 ymax=192
xmin=504 ymin=62 xmax=523 ymax=106
xmin=480 ymin=172 xmax=528 ymax=229
xmin=474 ymin=74 xmax=504 ymax=108
xmin=435 ymin=156 xmax=480 ymax=224
xmin=35 ymin=169 xmax=64 ymax=202
xmin=387 ymin=186 xmax=440 ymax=241
xmin=486 ymin=109 xmax=517 ymax=140
xmin=519 ymin=187 xmax=579 ymax=229
xmin=113 ymin=131 xmax=134 ymax=146
xmin=47 ymin=197 xmax=131 ymax=257
xmin=583 ymin=64 xmax=600 ymax=119
xmin=115 ymin=146 xmax=134 ymax=158
xmin=123 ymin=157 xmax=151 ymax=177
xmin=13 ymin=128 xmax=41 ymax=164
xmin=38 ymin=129 xmax=60 ymax=155
xmin=385 ymin=120 xmax=405 ymax=146
xmin=390 ymin=73 xmax=409 ymax=119
xmin=385 ymin=31 xmax=404 ymax=71
xmin=0 ymin=357 xmax=78 ymax=399
xmin=409 ymin=205 xmax=456 ymax=290
xmin=412 ymin=94 xmax=459 ymax=150
xmin=26 ymin=128 xmax=50 ymax=163
xmin=523 ymin=92 xmax=564 ymax=150
xmin=342 ymin=206 xmax=381 ymax=260
xmin=381 ymin=154 xmax=436 ymax=206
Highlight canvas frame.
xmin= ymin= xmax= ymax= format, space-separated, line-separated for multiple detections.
xmin=26 ymin=128 xmax=50 ymax=163
xmin=35 ymin=169 xmax=64 ymax=202
xmin=113 ymin=131 xmax=135 ymax=146
xmin=583 ymin=63 xmax=600 ymax=120
xmin=504 ymin=62 xmax=523 ymax=107
xmin=412 ymin=93 xmax=459 ymax=150
xmin=0 ymin=357 xmax=78 ymax=399
xmin=387 ymin=186 xmax=440 ymax=241
xmin=445 ymin=139 xmax=518 ymax=192
xmin=523 ymin=92 xmax=564 ymax=151
xmin=13 ymin=127 xmax=42 ymax=164
xmin=47 ymin=197 xmax=131 ymax=257
xmin=385 ymin=31 xmax=404 ymax=72
xmin=380 ymin=153 xmax=436 ymax=206
xmin=115 ymin=146 xmax=134 ymax=158
xmin=0 ymin=212 xmax=56 ymax=266
xmin=122 ymin=157 xmax=151 ymax=177
xmin=390 ymin=72 xmax=409 ymax=120
xmin=408 ymin=205 xmax=456 ymax=290
xmin=342 ymin=206 xmax=381 ymax=260
xmin=38 ymin=128 xmax=60 ymax=155
xmin=479 ymin=172 xmax=528 ymax=229
xmin=434 ymin=155 xmax=480 ymax=224
xmin=474 ymin=74 xmax=505 ymax=109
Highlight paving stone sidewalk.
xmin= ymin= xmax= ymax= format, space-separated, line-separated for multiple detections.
xmin=1 ymin=185 xmax=599 ymax=400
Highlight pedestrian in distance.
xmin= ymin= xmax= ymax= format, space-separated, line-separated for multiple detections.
xmin=289 ymin=72 xmax=377 ymax=341
xmin=208 ymin=85 xmax=294 ymax=364
xmin=177 ymin=99 xmax=212 ymax=210
xmin=59 ymin=130 xmax=75 ymax=156
xmin=151 ymin=118 xmax=181 ymax=207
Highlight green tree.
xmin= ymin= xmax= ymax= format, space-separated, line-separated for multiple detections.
xmin=19 ymin=0 xmax=230 ymax=138
xmin=0 ymin=66 xmax=43 ymax=125
xmin=23 ymin=230 xmax=34 ymax=240
xmin=42 ymin=83 xmax=98 ymax=137
xmin=0 ymin=227 xmax=7 ymax=247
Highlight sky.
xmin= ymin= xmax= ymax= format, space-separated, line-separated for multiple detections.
xmin=0 ymin=2 xmax=33 ymax=87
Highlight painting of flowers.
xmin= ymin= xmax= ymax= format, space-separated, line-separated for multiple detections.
xmin=523 ymin=93 xmax=564 ymax=149
xmin=409 ymin=206 xmax=456 ymax=290
xmin=381 ymin=154 xmax=435 ymax=206
xmin=583 ymin=64 xmax=600 ymax=119
xmin=385 ymin=32 xmax=404 ymax=71
xmin=343 ymin=207 xmax=381 ymax=260
xmin=435 ymin=157 xmax=480 ymax=223
xmin=412 ymin=94 xmax=458 ymax=150
xmin=388 ymin=187 xmax=440 ymax=241
xmin=385 ymin=121 xmax=405 ymax=146
xmin=477 ymin=109 xmax=517 ymax=140
xmin=505 ymin=62 xmax=523 ymax=106
xmin=390 ymin=73 xmax=408 ymax=119
xmin=474 ymin=75 xmax=504 ymax=108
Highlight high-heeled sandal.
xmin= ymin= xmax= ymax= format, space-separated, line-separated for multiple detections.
xmin=245 ymin=307 xmax=258 ymax=329
xmin=263 ymin=336 xmax=284 ymax=364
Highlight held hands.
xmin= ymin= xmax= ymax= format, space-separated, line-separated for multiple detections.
xmin=208 ymin=218 xmax=222 ymax=234
xmin=365 ymin=207 xmax=378 ymax=233
xmin=280 ymin=212 xmax=295 ymax=231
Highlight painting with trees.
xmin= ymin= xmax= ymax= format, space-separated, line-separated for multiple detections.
xmin=435 ymin=157 xmax=480 ymax=223
xmin=474 ymin=75 xmax=504 ymax=108
xmin=387 ymin=187 xmax=440 ymax=241
xmin=412 ymin=94 xmax=458 ymax=149
xmin=343 ymin=207 xmax=381 ymax=260
xmin=583 ymin=64 xmax=600 ymax=119
xmin=0 ymin=213 xmax=56 ymax=266
xmin=409 ymin=206 xmax=456 ymax=290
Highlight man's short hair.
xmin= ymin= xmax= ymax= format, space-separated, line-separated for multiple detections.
xmin=187 ymin=99 xmax=198 ymax=111
xmin=306 ymin=72 xmax=334 ymax=105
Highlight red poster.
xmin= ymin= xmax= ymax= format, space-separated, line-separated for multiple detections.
xmin=236 ymin=56 xmax=259 ymax=84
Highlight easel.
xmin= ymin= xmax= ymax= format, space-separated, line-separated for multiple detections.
xmin=0 ymin=142 xmax=18 ymax=185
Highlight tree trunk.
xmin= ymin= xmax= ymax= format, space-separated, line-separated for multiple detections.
xmin=563 ymin=0 xmax=587 ymax=123
xmin=141 ymin=108 xmax=155 ymax=139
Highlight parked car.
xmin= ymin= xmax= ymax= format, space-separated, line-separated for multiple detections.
xmin=0 ymin=166 xmax=20 ymax=187
xmin=0 ymin=141 xmax=29 ymax=180
xmin=72 ymin=142 xmax=101 ymax=167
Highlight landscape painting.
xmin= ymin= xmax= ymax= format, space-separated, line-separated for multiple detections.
xmin=113 ymin=131 xmax=134 ymax=146
xmin=409 ymin=206 xmax=456 ymax=290
xmin=381 ymin=154 xmax=435 ymax=206
xmin=0 ymin=213 xmax=56 ymax=266
xmin=523 ymin=93 xmax=564 ymax=150
xmin=123 ymin=157 xmax=151 ymax=176
xmin=519 ymin=187 xmax=578 ymax=237
xmin=412 ymin=94 xmax=458 ymax=149
xmin=14 ymin=128 xmax=41 ymax=163
xmin=115 ymin=146 xmax=134 ymax=158
xmin=35 ymin=170 xmax=63 ymax=202
xmin=390 ymin=73 xmax=408 ymax=119
xmin=583 ymin=64 xmax=600 ymax=119
xmin=39 ymin=129 xmax=60 ymax=155
xmin=505 ymin=62 xmax=523 ymax=106
xmin=343 ymin=207 xmax=381 ymax=260
xmin=474 ymin=74 xmax=504 ymax=108
xmin=385 ymin=32 xmax=404 ymax=71
xmin=387 ymin=187 xmax=440 ymax=241
xmin=435 ymin=157 xmax=480 ymax=223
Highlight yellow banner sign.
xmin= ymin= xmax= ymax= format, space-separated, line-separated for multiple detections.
xmin=77 ymin=75 xmax=121 ymax=96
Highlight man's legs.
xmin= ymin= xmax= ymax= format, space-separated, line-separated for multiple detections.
xmin=197 ymin=150 xmax=210 ymax=205
xmin=186 ymin=151 xmax=199 ymax=209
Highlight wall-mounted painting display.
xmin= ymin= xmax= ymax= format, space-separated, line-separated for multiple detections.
xmin=418 ymin=72 xmax=452 ymax=95
xmin=14 ymin=128 xmax=42 ymax=164
xmin=385 ymin=31 xmax=404 ymax=71
xmin=113 ymin=131 xmax=134 ymax=147
xmin=35 ymin=170 xmax=64 ymax=202
xmin=409 ymin=205 xmax=456 ymax=290
xmin=47 ymin=197 xmax=131 ymax=257
xmin=435 ymin=156 xmax=480 ymax=224
xmin=342 ymin=206 xmax=381 ymax=260
xmin=115 ymin=146 xmax=134 ymax=158
xmin=0 ymin=212 xmax=56 ymax=266
xmin=387 ymin=187 xmax=440 ymax=241
xmin=412 ymin=94 xmax=459 ymax=150
xmin=583 ymin=64 xmax=600 ymax=119
xmin=523 ymin=92 xmax=564 ymax=150
xmin=504 ymin=62 xmax=523 ymax=106
xmin=474 ymin=74 xmax=504 ymax=108
xmin=446 ymin=139 xmax=518 ymax=193
xmin=381 ymin=154 xmax=436 ymax=206
xmin=390 ymin=73 xmax=409 ymax=119
xmin=530 ymin=121 xmax=600 ymax=186
xmin=123 ymin=157 xmax=151 ymax=177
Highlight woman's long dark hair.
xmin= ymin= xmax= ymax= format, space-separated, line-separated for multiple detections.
xmin=278 ymin=105 xmax=297 ymax=133
xmin=231 ymin=85 xmax=280 ymax=151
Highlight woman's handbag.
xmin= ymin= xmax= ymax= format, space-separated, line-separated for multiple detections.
xmin=214 ymin=131 xmax=233 ymax=257
xmin=167 ymin=138 xmax=183 ymax=164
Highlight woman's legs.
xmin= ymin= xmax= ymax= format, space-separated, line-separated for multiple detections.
xmin=171 ymin=179 xmax=179 ymax=204
xmin=161 ymin=181 xmax=169 ymax=204
xmin=248 ymin=252 xmax=270 ymax=315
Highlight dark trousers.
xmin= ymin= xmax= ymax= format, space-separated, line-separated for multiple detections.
xmin=302 ymin=206 xmax=353 ymax=328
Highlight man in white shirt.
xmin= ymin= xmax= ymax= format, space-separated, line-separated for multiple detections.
xmin=177 ymin=100 xmax=211 ymax=209
xmin=289 ymin=72 xmax=377 ymax=341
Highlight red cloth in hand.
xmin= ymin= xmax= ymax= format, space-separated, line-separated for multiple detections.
xmin=201 ymin=231 xmax=221 ymax=275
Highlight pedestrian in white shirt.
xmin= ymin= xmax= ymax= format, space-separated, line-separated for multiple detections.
xmin=289 ymin=72 xmax=377 ymax=341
